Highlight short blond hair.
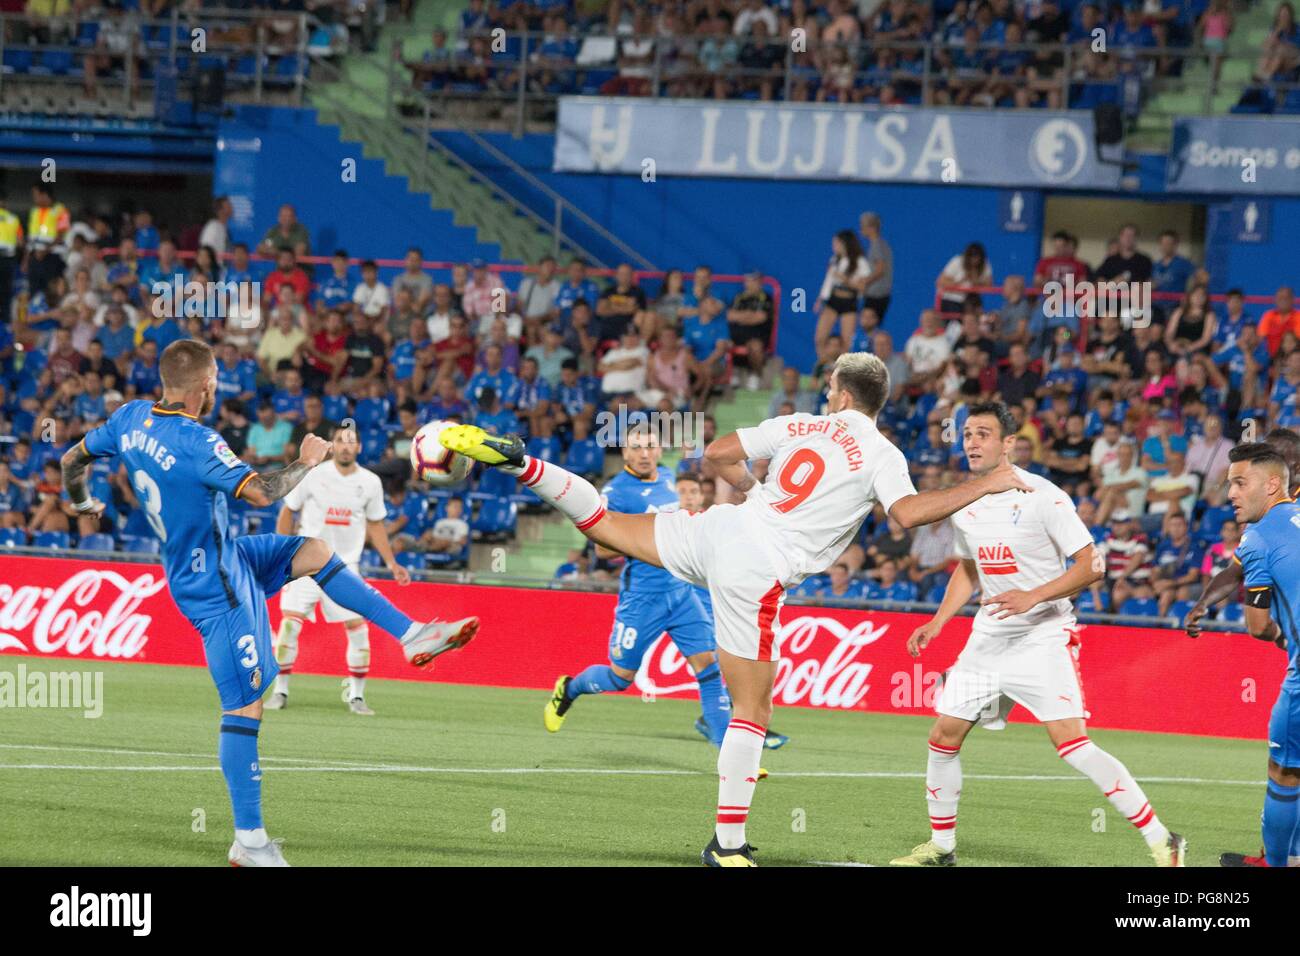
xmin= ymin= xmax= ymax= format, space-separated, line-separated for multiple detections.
xmin=833 ymin=352 xmax=890 ymax=417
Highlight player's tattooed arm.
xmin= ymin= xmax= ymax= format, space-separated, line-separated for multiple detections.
xmin=238 ymin=434 xmax=330 ymax=507
xmin=238 ymin=461 xmax=313 ymax=508
xmin=60 ymin=442 xmax=103 ymax=514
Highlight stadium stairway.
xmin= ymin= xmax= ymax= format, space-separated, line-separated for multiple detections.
xmin=1130 ymin=1 xmax=1278 ymax=149
xmin=308 ymin=2 xmax=557 ymax=264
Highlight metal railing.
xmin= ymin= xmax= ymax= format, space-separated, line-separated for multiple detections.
xmin=388 ymin=30 xmax=1270 ymax=131
xmin=307 ymin=52 xmax=658 ymax=272
xmin=0 ymin=7 xmax=331 ymax=111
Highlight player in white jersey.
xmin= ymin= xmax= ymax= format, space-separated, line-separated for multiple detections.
xmin=889 ymin=401 xmax=1186 ymax=867
xmin=265 ymin=426 xmax=411 ymax=715
xmin=441 ymin=353 xmax=1030 ymax=866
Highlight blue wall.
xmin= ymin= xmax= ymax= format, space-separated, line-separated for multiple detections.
xmin=437 ymin=130 xmax=1044 ymax=373
xmin=218 ymin=106 xmax=503 ymax=265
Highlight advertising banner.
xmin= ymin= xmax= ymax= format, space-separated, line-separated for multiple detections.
xmin=0 ymin=555 xmax=1279 ymax=740
xmin=554 ymin=97 xmax=1124 ymax=190
xmin=1167 ymin=116 xmax=1300 ymax=195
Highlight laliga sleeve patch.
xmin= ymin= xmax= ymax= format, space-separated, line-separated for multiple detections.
xmin=1246 ymin=586 xmax=1272 ymax=609
xmin=213 ymin=441 xmax=240 ymax=468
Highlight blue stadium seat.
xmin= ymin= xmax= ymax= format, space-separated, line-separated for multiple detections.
xmin=34 ymin=50 xmax=74 ymax=75
xmin=119 ymin=535 xmax=161 ymax=556
xmin=78 ymin=533 xmax=116 ymax=553
xmin=1168 ymin=599 xmax=1196 ymax=622
xmin=1218 ymin=602 xmax=1245 ymax=623
xmin=0 ymin=527 xmax=26 ymax=548
xmin=33 ymin=531 xmax=71 ymax=550
xmin=74 ymin=22 xmax=100 ymax=47
xmin=3 ymin=49 xmax=33 ymax=74
xmin=359 ymin=548 xmax=383 ymax=569
xmin=469 ymin=492 xmax=516 ymax=540
xmin=395 ymin=551 xmax=425 ymax=571
xmin=476 ymin=467 xmax=517 ymax=498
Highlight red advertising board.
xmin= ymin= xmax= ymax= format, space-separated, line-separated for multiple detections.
xmin=0 ymin=554 xmax=1282 ymax=740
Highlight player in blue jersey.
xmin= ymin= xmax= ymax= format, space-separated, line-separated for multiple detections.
xmin=60 ymin=340 xmax=479 ymax=867
xmin=540 ymin=430 xmax=730 ymax=743
xmin=1221 ymin=442 xmax=1300 ymax=867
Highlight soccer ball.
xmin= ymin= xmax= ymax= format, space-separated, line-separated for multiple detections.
xmin=410 ymin=420 xmax=473 ymax=486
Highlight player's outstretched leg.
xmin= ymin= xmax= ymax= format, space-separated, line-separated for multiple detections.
xmin=891 ymin=717 xmax=969 ymax=866
xmin=290 ymin=538 xmax=478 ymax=667
xmin=1052 ymin=727 xmax=1186 ymax=866
xmin=543 ymin=667 xmax=633 ymax=733
xmin=266 ymin=615 xmax=302 ymax=710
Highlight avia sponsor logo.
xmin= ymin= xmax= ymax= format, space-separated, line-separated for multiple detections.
xmin=324 ymin=506 xmax=353 ymax=527
xmin=635 ymin=614 xmax=890 ymax=709
xmin=977 ymin=544 xmax=1019 ymax=575
xmin=49 ymin=886 xmax=151 ymax=936
xmin=0 ymin=569 xmax=168 ymax=659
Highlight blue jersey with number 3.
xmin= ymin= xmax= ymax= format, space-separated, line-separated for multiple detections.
xmin=81 ymin=400 xmax=258 ymax=622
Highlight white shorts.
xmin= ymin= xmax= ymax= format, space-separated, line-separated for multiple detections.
xmin=654 ymin=504 xmax=790 ymax=662
xmin=279 ymin=566 xmax=361 ymax=624
xmin=935 ymin=623 xmax=1088 ymax=726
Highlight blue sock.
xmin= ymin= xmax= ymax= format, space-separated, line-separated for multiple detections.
xmin=568 ymin=665 xmax=631 ymax=698
xmin=312 ymin=554 xmax=413 ymax=640
xmin=1262 ymin=781 xmax=1300 ymax=867
xmin=695 ymin=661 xmax=729 ymax=747
xmin=219 ymin=715 xmax=263 ymax=831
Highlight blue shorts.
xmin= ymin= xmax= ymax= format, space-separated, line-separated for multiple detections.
xmin=1268 ymin=684 xmax=1300 ymax=769
xmin=194 ymin=534 xmax=305 ymax=711
xmin=607 ymin=584 xmax=713 ymax=672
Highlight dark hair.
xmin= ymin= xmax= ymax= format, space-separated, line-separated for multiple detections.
xmin=361 ymin=259 xmax=377 ymax=271
xmin=1051 ymin=230 xmax=1071 ymax=242
xmin=1265 ymin=428 xmax=1300 ymax=470
xmin=233 ymin=242 xmax=249 ymax=254
xmin=1229 ymin=442 xmax=1287 ymax=471
xmin=478 ymin=387 xmax=497 ymax=407
xmin=407 ymin=246 xmax=423 ymax=257
xmin=676 ymin=472 xmax=702 ymax=486
xmin=834 ymin=229 xmax=867 ymax=271
xmin=333 ymin=249 xmax=348 ymax=259
xmin=560 ymin=358 xmax=579 ymax=371
xmin=967 ymin=400 xmax=1017 ymax=438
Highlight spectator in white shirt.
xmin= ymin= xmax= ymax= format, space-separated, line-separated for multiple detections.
xmin=815 ymin=228 xmax=872 ymax=350
xmin=516 ymin=255 xmax=562 ymax=326
xmin=599 ymin=328 xmax=652 ymax=400
xmin=421 ymin=498 xmax=470 ymax=555
xmin=936 ymin=241 xmax=993 ymax=315
xmin=904 ymin=309 xmax=952 ymax=387
xmin=1097 ymin=439 xmax=1148 ymax=524
xmin=352 ymin=259 xmax=391 ymax=320
xmin=198 ymin=196 xmax=232 ymax=256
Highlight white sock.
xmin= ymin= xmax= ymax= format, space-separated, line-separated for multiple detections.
xmin=236 ymin=827 xmax=268 ymax=849
xmin=274 ymin=617 xmax=301 ymax=695
xmin=926 ymin=741 xmax=962 ymax=851
xmin=1057 ymin=735 xmax=1169 ymax=848
xmin=515 ymin=456 xmax=605 ymax=530
xmin=345 ymin=622 xmax=369 ymax=698
xmin=715 ymin=718 xmax=765 ymax=849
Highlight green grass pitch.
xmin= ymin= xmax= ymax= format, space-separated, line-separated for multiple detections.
xmin=0 ymin=657 xmax=1270 ymax=866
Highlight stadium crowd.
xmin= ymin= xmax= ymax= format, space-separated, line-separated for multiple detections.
xmin=0 ymin=186 xmax=1296 ymax=625
xmin=0 ymin=189 xmax=778 ymax=574
xmin=403 ymin=0 xmax=1277 ymax=112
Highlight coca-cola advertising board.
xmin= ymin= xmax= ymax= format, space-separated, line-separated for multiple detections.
xmin=0 ymin=554 xmax=1281 ymax=739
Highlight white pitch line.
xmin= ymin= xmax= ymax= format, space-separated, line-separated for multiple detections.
xmin=0 ymin=742 xmax=392 ymax=767
xmin=808 ymin=860 xmax=875 ymax=867
xmin=0 ymin=762 xmax=1267 ymax=785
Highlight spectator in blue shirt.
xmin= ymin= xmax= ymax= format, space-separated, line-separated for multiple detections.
xmin=1151 ymin=511 xmax=1203 ymax=615
xmin=94 ymin=305 xmax=135 ymax=361
xmin=1140 ymin=410 xmax=1188 ymax=476
xmin=552 ymin=258 xmax=602 ymax=318
xmin=1151 ymin=230 xmax=1195 ymax=311
xmin=473 ymin=386 xmax=521 ymax=436
xmin=271 ymin=367 xmax=307 ymax=422
xmin=126 ymin=340 xmax=162 ymax=397
xmin=865 ymin=558 xmax=919 ymax=602
xmin=817 ymin=563 xmax=866 ymax=601
xmin=466 ymin=344 xmax=520 ymax=409
xmin=0 ymin=460 xmax=27 ymax=527
xmin=514 ymin=355 xmax=552 ymax=438
xmin=318 ymin=250 xmax=353 ymax=312
xmin=554 ymin=358 xmax=597 ymax=429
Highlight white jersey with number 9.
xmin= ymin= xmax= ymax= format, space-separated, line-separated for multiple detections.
xmin=735 ymin=409 xmax=917 ymax=583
